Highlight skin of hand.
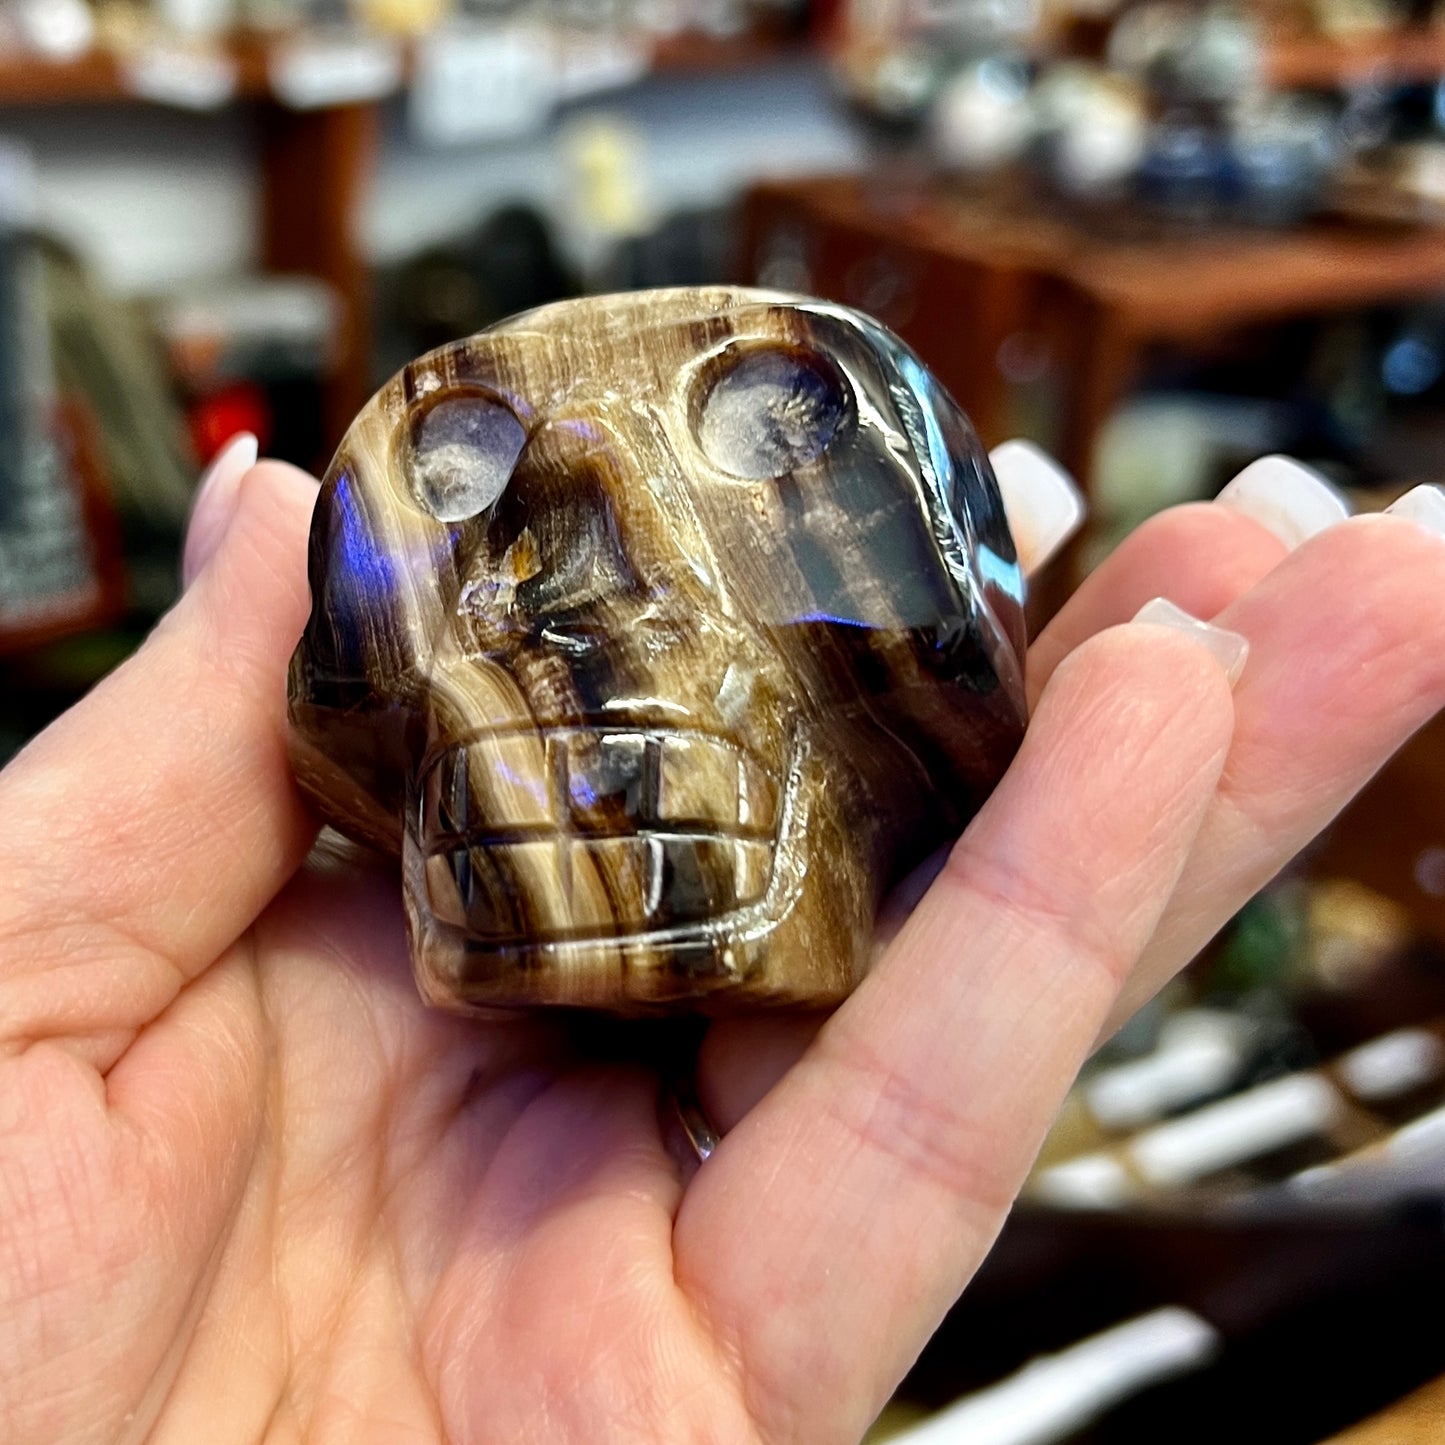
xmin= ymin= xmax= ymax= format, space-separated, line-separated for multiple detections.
xmin=3 ymin=455 xmax=1445 ymax=1445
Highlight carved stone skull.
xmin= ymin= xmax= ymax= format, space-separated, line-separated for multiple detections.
xmin=287 ymin=287 xmax=1027 ymax=1014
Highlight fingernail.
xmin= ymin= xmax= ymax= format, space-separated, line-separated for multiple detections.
xmin=1385 ymin=483 xmax=1445 ymax=537
xmin=1132 ymin=597 xmax=1250 ymax=685
xmin=1215 ymin=455 xmax=1350 ymax=550
xmin=183 ymin=432 xmax=258 ymax=587
xmin=989 ymin=439 xmax=1086 ymax=576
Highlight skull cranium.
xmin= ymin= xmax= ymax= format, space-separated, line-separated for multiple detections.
xmin=287 ymin=287 xmax=1027 ymax=1013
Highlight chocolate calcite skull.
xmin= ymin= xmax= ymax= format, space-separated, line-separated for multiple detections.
xmin=287 ymin=287 xmax=1027 ymax=1014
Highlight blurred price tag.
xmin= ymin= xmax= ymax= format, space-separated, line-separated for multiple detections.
xmin=269 ymin=32 xmax=404 ymax=109
xmin=409 ymin=25 xmax=558 ymax=146
xmin=0 ymin=406 xmax=122 ymax=654
xmin=122 ymin=44 xmax=238 ymax=110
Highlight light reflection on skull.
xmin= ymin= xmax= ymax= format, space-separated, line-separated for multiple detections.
xmin=287 ymin=288 xmax=1028 ymax=1013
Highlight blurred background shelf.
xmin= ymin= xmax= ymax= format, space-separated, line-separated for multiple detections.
xmin=0 ymin=28 xmax=799 ymax=108
xmin=0 ymin=49 xmax=165 ymax=103
xmin=0 ymin=25 xmax=814 ymax=446
xmin=1265 ymin=26 xmax=1445 ymax=88
xmin=648 ymin=27 xmax=808 ymax=71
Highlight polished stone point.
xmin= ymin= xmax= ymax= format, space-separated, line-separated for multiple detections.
xmin=287 ymin=287 xmax=1028 ymax=1014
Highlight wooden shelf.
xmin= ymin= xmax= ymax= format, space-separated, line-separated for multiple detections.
xmin=0 ymin=40 xmax=274 ymax=106
xmin=0 ymin=27 xmax=802 ymax=109
xmin=650 ymin=27 xmax=806 ymax=73
xmin=0 ymin=50 xmax=132 ymax=105
xmin=1265 ymin=25 xmax=1445 ymax=88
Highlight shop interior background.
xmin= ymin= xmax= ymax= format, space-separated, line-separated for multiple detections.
xmin=4 ymin=0 xmax=1445 ymax=1437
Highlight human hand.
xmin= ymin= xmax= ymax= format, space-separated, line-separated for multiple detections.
xmin=4 ymin=445 xmax=1445 ymax=1444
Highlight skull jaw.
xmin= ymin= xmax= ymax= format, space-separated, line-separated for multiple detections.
xmin=403 ymin=896 xmax=868 ymax=1015
xmin=401 ymin=872 xmax=874 ymax=1016
xmin=400 ymin=745 xmax=877 ymax=1015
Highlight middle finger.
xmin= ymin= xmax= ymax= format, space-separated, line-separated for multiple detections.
xmin=700 ymin=470 xmax=1301 ymax=1131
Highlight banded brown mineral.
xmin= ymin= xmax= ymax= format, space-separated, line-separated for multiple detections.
xmin=287 ymin=287 xmax=1028 ymax=1014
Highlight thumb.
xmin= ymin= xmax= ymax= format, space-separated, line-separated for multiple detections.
xmin=0 ymin=456 xmax=322 ymax=1059
xmin=182 ymin=432 xmax=259 ymax=587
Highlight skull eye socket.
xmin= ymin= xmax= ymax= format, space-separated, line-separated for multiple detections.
xmin=693 ymin=344 xmax=848 ymax=480
xmin=407 ymin=392 xmax=527 ymax=522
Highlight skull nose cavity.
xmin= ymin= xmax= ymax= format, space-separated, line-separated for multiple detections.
xmin=694 ymin=344 xmax=848 ymax=480
xmin=408 ymin=392 xmax=527 ymax=522
xmin=419 ymin=727 xmax=780 ymax=941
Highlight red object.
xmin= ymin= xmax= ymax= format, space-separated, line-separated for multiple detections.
xmin=189 ymin=382 xmax=272 ymax=464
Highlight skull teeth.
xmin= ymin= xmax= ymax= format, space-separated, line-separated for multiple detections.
xmin=423 ymin=833 xmax=774 ymax=942
xmin=419 ymin=727 xmax=781 ymax=943
xmin=422 ymin=727 xmax=778 ymax=842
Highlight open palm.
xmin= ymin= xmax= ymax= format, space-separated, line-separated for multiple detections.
xmin=6 ymin=455 xmax=1445 ymax=1445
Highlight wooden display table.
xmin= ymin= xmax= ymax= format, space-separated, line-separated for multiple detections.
xmin=742 ymin=175 xmax=1445 ymax=494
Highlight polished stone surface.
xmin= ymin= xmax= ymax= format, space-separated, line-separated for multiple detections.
xmin=287 ymin=287 xmax=1028 ymax=1013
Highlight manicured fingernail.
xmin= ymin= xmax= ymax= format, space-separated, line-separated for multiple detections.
xmin=1385 ymin=483 xmax=1445 ymax=537
xmin=1133 ymin=597 xmax=1249 ymax=685
xmin=990 ymin=439 xmax=1086 ymax=576
xmin=1215 ymin=455 xmax=1350 ymax=550
xmin=183 ymin=432 xmax=258 ymax=587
